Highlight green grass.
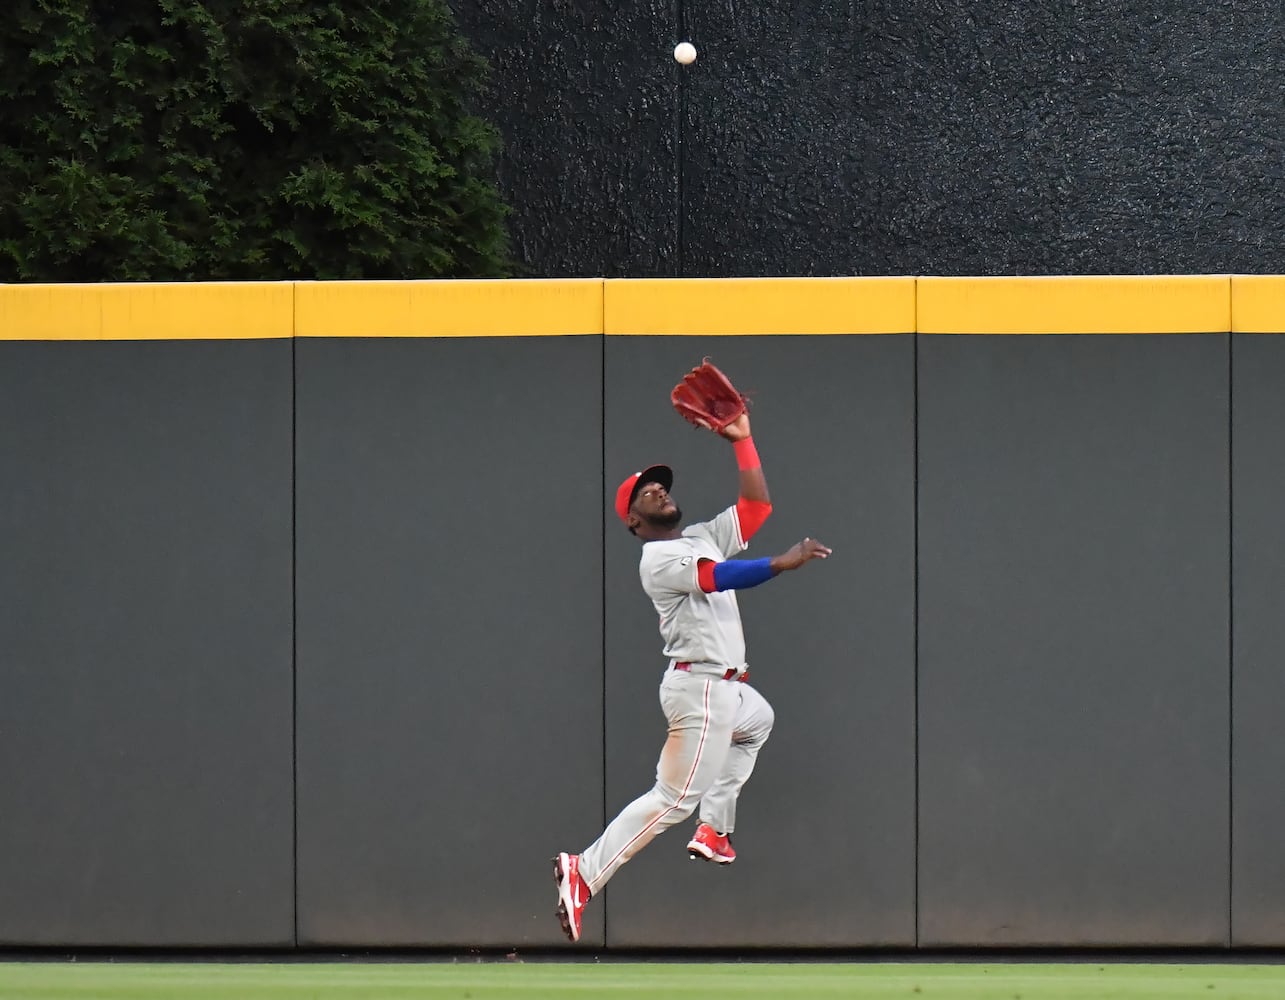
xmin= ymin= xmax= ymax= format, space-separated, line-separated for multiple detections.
xmin=2 ymin=962 xmax=1285 ymax=1000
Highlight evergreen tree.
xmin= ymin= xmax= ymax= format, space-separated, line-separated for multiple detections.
xmin=0 ymin=0 xmax=511 ymax=280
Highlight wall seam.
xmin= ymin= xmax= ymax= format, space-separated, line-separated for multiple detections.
xmin=676 ymin=0 xmax=686 ymax=279
xmin=1227 ymin=313 xmax=1235 ymax=948
xmin=290 ymin=282 xmax=300 ymax=947
xmin=600 ymin=288 xmax=609 ymax=947
xmin=912 ymin=292 xmax=922 ymax=949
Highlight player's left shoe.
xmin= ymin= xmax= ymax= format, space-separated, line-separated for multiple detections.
xmin=687 ymin=823 xmax=736 ymax=864
xmin=552 ymin=851 xmax=591 ymax=942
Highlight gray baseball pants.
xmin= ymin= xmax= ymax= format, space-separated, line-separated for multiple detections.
xmin=578 ymin=667 xmax=774 ymax=894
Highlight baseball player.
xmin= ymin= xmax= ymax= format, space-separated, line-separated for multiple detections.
xmin=553 ymin=411 xmax=831 ymax=942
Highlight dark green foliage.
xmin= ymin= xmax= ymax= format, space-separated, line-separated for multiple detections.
xmin=0 ymin=0 xmax=512 ymax=280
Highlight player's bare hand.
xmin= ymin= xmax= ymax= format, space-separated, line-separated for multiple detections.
xmin=771 ymin=537 xmax=832 ymax=573
xmin=720 ymin=413 xmax=751 ymax=441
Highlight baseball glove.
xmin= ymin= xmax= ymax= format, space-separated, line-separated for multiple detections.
xmin=671 ymin=359 xmax=750 ymax=432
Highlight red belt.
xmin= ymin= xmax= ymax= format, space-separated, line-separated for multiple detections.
xmin=674 ymin=662 xmax=748 ymax=682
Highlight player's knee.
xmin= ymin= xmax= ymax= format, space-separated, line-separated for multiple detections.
xmin=754 ymin=716 xmax=774 ymax=748
xmin=653 ymin=782 xmax=700 ymax=820
xmin=752 ymin=701 xmax=775 ymax=742
xmin=655 ymin=780 xmax=693 ymax=812
xmin=740 ymin=688 xmax=774 ymax=741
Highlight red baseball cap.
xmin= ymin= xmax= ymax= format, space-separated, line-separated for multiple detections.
xmin=614 ymin=464 xmax=673 ymax=523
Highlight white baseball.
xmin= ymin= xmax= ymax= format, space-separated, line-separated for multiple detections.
xmin=674 ymin=42 xmax=697 ymax=65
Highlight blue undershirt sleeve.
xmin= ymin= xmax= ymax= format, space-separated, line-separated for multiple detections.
xmin=711 ymin=557 xmax=775 ymax=591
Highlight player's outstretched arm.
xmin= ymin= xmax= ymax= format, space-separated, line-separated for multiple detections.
xmin=769 ymin=537 xmax=833 ymax=574
xmin=697 ymin=538 xmax=832 ymax=593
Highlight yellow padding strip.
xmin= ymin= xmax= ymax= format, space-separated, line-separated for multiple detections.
xmin=4 ymin=276 xmax=1276 ymax=340
xmin=605 ymin=277 xmax=916 ymax=335
xmin=1232 ymin=275 xmax=1285 ymax=333
xmin=0 ymin=282 xmax=293 ymax=340
xmin=918 ymin=275 xmax=1231 ymax=334
xmin=294 ymin=278 xmax=603 ymax=337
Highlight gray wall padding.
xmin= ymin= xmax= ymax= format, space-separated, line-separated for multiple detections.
xmin=293 ymin=336 xmax=605 ymax=946
xmin=917 ymin=333 xmax=1230 ymax=946
xmin=0 ymin=341 xmax=294 ymax=946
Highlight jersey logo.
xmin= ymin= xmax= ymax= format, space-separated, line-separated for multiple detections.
xmin=680 ymin=556 xmax=692 ymax=567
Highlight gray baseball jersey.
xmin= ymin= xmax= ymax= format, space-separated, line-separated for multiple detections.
xmin=638 ymin=505 xmax=747 ymax=671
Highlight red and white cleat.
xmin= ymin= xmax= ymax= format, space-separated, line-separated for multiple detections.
xmin=687 ymin=823 xmax=736 ymax=864
xmin=552 ymin=851 xmax=591 ymax=942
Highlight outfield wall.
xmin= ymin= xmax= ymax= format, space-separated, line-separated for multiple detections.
xmin=1 ymin=276 xmax=1283 ymax=950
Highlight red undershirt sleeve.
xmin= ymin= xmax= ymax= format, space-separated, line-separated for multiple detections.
xmin=697 ymin=558 xmax=718 ymax=594
xmin=736 ymin=497 xmax=772 ymax=542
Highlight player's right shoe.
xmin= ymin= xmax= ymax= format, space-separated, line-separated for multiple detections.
xmin=687 ymin=823 xmax=736 ymax=864
xmin=552 ymin=851 xmax=591 ymax=942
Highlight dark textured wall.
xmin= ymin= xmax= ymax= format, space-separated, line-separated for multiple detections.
xmin=451 ymin=1 xmax=1285 ymax=277
xmin=449 ymin=2 xmax=678 ymax=277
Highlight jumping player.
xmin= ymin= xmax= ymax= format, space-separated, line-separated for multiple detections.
xmin=552 ymin=410 xmax=831 ymax=943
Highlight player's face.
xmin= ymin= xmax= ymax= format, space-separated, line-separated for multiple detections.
xmin=634 ymin=481 xmax=682 ymax=527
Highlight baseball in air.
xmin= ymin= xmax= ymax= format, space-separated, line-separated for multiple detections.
xmin=674 ymin=42 xmax=697 ymax=65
